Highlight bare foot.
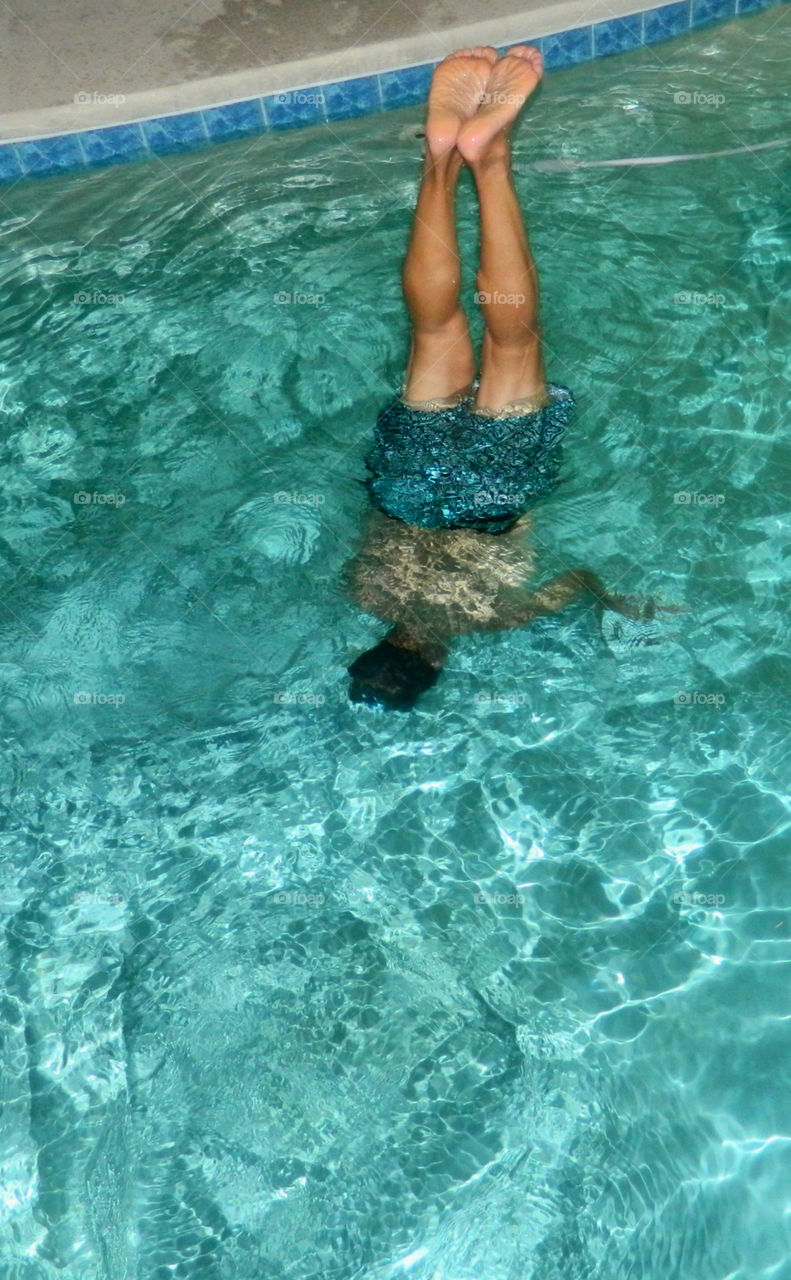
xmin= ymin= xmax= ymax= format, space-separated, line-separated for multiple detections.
xmin=425 ymin=47 xmax=499 ymax=161
xmin=457 ymin=45 xmax=543 ymax=164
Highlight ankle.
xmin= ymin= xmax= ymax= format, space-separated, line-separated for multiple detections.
xmin=469 ymin=144 xmax=512 ymax=177
xmin=424 ymin=148 xmax=463 ymax=180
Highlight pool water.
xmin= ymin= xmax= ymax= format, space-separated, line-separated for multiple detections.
xmin=1 ymin=6 xmax=790 ymax=1279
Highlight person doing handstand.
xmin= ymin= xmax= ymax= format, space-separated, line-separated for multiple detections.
xmin=347 ymin=45 xmax=658 ymax=710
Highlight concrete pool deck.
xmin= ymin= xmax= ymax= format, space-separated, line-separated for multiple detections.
xmin=0 ymin=0 xmax=783 ymax=179
xmin=5 ymin=0 xmax=594 ymax=117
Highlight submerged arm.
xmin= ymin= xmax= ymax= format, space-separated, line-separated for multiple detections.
xmin=478 ymin=568 xmax=663 ymax=631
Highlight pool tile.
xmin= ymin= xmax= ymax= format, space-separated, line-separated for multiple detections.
xmin=691 ymin=0 xmax=737 ymax=26
xmin=495 ymin=38 xmax=544 ymax=56
xmin=263 ymin=88 xmax=328 ymax=130
xmin=593 ymin=13 xmax=645 ymax=56
xmin=203 ymin=98 xmax=266 ymax=142
xmin=643 ymin=1 xmax=692 ymax=41
xmin=142 ymin=110 xmax=208 ymax=155
xmin=378 ymin=62 xmax=435 ymax=109
xmin=542 ymin=26 xmax=595 ymax=70
xmin=322 ymin=75 xmax=381 ymax=121
xmin=736 ymin=0 xmax=777 ymax=11
xmin=79 ymin=122 xmax=149 ymax=166
xmin=0 ymin=143 xmax=24 ymax=183
xmin=16 ymin=133 xmax=87 ymax=176
xmin=1 ymin=0 xmax=785 ymax=181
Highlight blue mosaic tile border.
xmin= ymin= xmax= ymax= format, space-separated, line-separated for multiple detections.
xmin=0 ymin=0 xmax=784 ymax=184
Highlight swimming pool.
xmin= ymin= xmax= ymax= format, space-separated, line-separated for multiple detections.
xmin=1 ymin=6 xmax=790 ymax=1279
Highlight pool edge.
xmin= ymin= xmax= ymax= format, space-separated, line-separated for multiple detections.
xmin=0 ymin=0 xmax=785 ymax=184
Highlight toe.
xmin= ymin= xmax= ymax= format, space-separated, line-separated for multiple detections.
xmin=505 ymin=44 xmax=542 ymax=70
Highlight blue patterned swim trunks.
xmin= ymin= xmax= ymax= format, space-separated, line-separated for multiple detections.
xmin=366 ymin=382 xmax=575 ymax=534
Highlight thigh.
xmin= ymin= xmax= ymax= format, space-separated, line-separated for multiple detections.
xmin=474 ymin=330 xmax=546 ymax=413
xmin=403 ymin=316 xmax=476 ymax=405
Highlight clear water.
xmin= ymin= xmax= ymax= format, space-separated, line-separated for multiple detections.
xmin=1 ymin=8 xmax=790 ymax=1279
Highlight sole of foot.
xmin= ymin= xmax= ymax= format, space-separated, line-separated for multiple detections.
xmin=456 ymin=45 xmax=543 ymax=165
xmin=424 ymin=46 xmax=499 ymax=161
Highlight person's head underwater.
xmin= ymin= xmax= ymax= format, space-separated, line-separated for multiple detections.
xmin=347 ymin=632 xmax=446 ymax=711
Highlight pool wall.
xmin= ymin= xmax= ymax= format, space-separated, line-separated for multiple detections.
xmin=0 ymin=0 xmax=784 ymax=184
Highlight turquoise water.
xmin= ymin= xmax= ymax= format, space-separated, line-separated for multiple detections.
xmin=1 ymin=7 xmax=791 ymax=1279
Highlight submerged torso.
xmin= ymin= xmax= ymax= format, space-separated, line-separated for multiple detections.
xmin=347 ymin=509 xmax=536 ymax=637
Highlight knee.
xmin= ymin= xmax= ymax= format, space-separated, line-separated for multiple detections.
xmin=475 ymin=276 xmax=539 ymax=330
xmin=413 ymin=307 xmax=471 ymax=341
xmin=482 ymin=328 xmax=543 ymax=361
